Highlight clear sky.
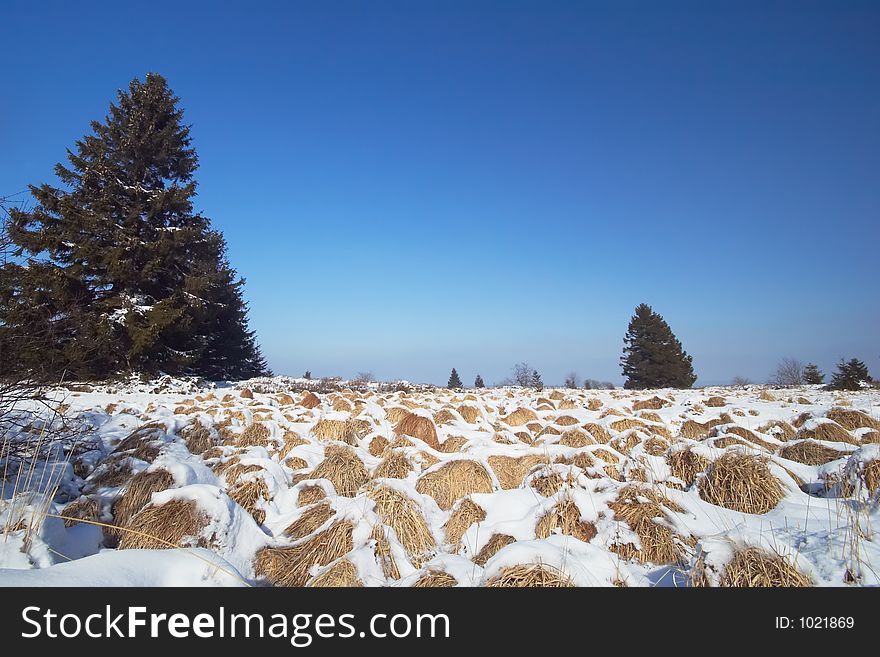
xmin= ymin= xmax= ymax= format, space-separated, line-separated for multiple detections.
xmin=2 ymin=1 xmax=878 ymax=386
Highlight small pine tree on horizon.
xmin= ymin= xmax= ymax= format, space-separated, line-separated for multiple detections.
xmin=802 ymin=363 xmax=824 ymax=385
xmin=620 ymin=303 xmax=696 ymax=389
xmin=827 ymin=358 xmax=871 ymax=391
xmin=447 ymin=367 xmax=463 ymax=388
xmin=531 ymin=369 xmax=543 ymax=390
xmin=474 ymin=374 xmax=485 ymax=388
xmin=1 ymin=73 xmax=268 ymax=381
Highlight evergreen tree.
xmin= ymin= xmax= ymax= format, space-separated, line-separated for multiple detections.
xmin=802 ymin=363 xmax=824 ymax=385
xmin=474 ymin=374 xmax=485 ymax=388
xmin=530 ymin=369 xmax=543 ymax=390
xmin=827 ymin=358 xmax=871 ymax=391
xmin=1 ymin=73 xmax=269 ymax=380
xmin=620 ymin=303 xmax=696 ymax=389
xmin=447 ymin=367 xmax=462 ymax=388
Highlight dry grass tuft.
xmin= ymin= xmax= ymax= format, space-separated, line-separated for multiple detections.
xmin=332 ymin=397 xmax=353 ymax=413
xmin=457 ymin=405 xmax=481 ymax=424
xmin=416 ymin=460 xmax=494 ymax=510
xmin=255 ymin=521 xmax=354 ymax=587
xmin=311 ymin=419 xmax=361 ymax=445
xmin=282 ymin=431 xmax=308 ymax=452
xmin=530 ymin=471 xmax=564 ymax=497
xmin=433 ymin=409 xmax=458 ymax=425
xmin=557 ymin=429 xmax=593 ymax=448
xmin=60 ymin=497 xmax=99 ymax=528
xmin=371 ymin=525 xmax=401 ymax=580
xmin=486 ymin=564 xmax=574 ymax=587
xmin=229 ymin=477 xmax=269 ymax=525
xmin=705 ymin=396 xmax=726 ymax=407
xmin=583 ymin=423 xmax=612 ymax=443
xmin=413 ymin=571 xmax=457 ymax=587
xmin=368 ymin=435 xmax=389 ymax=457
xmin=308 ymin=445 xmax=369 ymax=497
xmin=502 ymin=408 xmax=539 ymax=426
xmin=118 ymin=500 xmax=207 ymax=550
xmin=110 ymin=469 xmax=175 ymax=538
xmin=488 ymin=454 xmax=546 ymax=489
xmin=285 ymin=502 xmax=335 ymax=540
xmin=297 ymin=484 xmax=326 ymax=507
xmin=667 ymin=448 xmax=710 ymax=487
xmin=308 ymin=559 xmax=363 ymax=587
xmin=181 ymin=422 xmax=214 ymax=454
xmin=236 ymin=422 xmax=271 ymax=448
xmin=610 ymin=418 xmax=647 ymax=433
xmin=757 ymin=420 xmax=796 ymax=441
xmin=587 ymin=398 xmax=603 ymax=411
xmin=369 ymin=485 xmax=436 ymax=562
xmin=558 ymin=399 xmax=579 ymax=410
xmin=779 ymin=441 xmax=847 ymax=465
xmin=633 ymin=396 xmax=669 ymax=411
xmin=698 ymin=452 xmax=784 ymax=514
xmin=300 ymin=391 xmax=321 ymax=409
xmin=826 ymin=408 xmax=880 ymax=431
xmin=535 ymin=499 xmax=596 ymax=543
xmin=439 ymin=435 xmax=468 ymax=453
xmin=758 ymin=390 xmax=777 ymax=401
xmin=473 ymin=533 xmax=516 ymax=566
xmin=693 ymin=547 xmax=812 ymax=587
xmin=680 ymin=420 xmax=711 ymax=439
xmin=644 ymin=436 xmax=670 ymax=456
xmin=862 ymin=431 xmax=880 ymax=445
xmin=444 ymin=498 xmax=487 ymax=545
xmin=796 ymin=422 xmax=858 ymax=445
xmin=554 ymin=415 xmax=580 ymax=427
xmin=608 ymin=488 xmax=685 ymax=565
xmin=374 ymin=450 xmax=413 ymax=479
xmin=394 ymin=413 xmax=440 ymax=451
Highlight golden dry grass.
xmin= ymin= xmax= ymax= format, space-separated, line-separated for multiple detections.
xmin=285 ymin=501 xmax=334 ymax=540
xmin=60 ymin=497 xmax=99 ymax=528
xmin=457 ymin=405 xmax=481 ymax=424
xmin=118 ymin=500 xmax=207 ymax=550
xmin=473 ymin=533 xmax=516 ymax=566
xmin=308 ymin=559 xmax=363 ymax=587
xmin=502 ymin=408 xmax=539 ymax=426
xmin=778 ymin=441 xmax=847 ymax=465
xmin=826 ymin=408 xmax=880 ymax=431
xmin=255 ymin=521 xmax=354 ymax=587
xmin=557 ymin=429 xmax=593 ymax=448
xmin=228 ymin=477 xmax=269 ymax=525
xmin=368 ymin=485 xmax=436 ymax=562
xmin=667 ymin=448 xmax=710 ymax=487
xmin=311 ymin=419 xmax=360 ymax=445
xmin=698 ymin=452 xmax=784 ymax=514
xmin=368 ymin=435 xmax=389 ymax=457
xmin=297 ymin=484 xmax=326 ymax=507
xmin=433 ymin=409 xmax=458 ymax=425
xmin=486 ymin=564 xmax=574 ymax=587
xmin=374 ymin=450 xmax=413 ymax=479
xmin=587 ymin=398 xmax=603 ymax=411
xmin=757 ymin=420 xmax=796 ymax=441
xmin=632 ymin=396 xmax=669 ymax=411
xmin=583 ymin=423 xmax=612 ymax=443
xmin=796 ymin=422 xmax=858 ymax=445
xmin=530 ymin=470 xmax=564 ymax=497
xmin=535 ymin=499 xmax=596 ymax=543
xmin=413 ymin=571 xmax=457 ymax=587
xmin=693 ymin=547 xmax=812 ymax=587
xmin=487 ymin=454 xmax=546 ymax=489
xmin=394 ymin=413 xmax=440 ymax=451
xmin=608 ymin=487 xmax=685 ymax=565
xmin=705 ymin=396 xmax=726 ymax=408
xmin=181 ymin=422 xmax=213 ymax=454
xmin=444 ymin=498 xmax=487 ymax=545
xmin=300 ymin=391 xmax=321 ymax=409
xmin=236 ymin=422 xmax=271 ymax=448
xmin=371 ymin=524 xmax=401 ymax=580
xmin=438 ymin=435 xmax=468 ymax=453
xmin=307 ymin=445 xmax=369 ymax=497
xmin=109 ymin=469 xmax=174 ymax=538
xmin=416 ymin=460 xmax=494 ymax=510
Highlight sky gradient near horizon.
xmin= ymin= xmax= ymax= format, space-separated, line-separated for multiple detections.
xmin=2 ymin=1 xmax=878 ymax=385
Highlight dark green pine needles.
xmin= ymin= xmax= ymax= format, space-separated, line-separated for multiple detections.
xmin=620 ymin=303 xmax=696 ymax=389
xmin=1 ymin=73 xmax=269 ymax=381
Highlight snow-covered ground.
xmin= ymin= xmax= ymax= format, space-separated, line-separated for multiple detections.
xmin=1 ymin=379 xmax=878 ymax=587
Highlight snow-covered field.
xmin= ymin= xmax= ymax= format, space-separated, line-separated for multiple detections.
xmin=2 ymin=378 xmax=878 ymax=587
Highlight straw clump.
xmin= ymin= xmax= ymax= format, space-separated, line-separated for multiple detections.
xmin=698 ymin=452 xmax=784 ymax=514
xmin=827 ymin=409 xmax=880 ymax=431
xmin=608 ymin=487 xmax=685 ymax=565
xmin=486 ymin=564 xmax=574 ymax=587
xmin=60 ymin=497 xmax=99 ymax=528
xmin=416 ymin=460 xmax=494 ymax=510
xmin=236 ymin=422 xmax=271 ymax=448
xmin=297 ymin=484 xmax=326 ymax=507
xmin=374 ymin=450 xmax=413 ymax=479
xmin=285 ymin=501 xmax=335 ymax=540
xmin=300 ymin=391 xmax=321 ymax=409
xmin=473 ymin=534 xmax=516 ymax=566
xmin=796 ymin=422 xmax=858 ymax=445
xmin=110 ymin=469 xmax=175 ymax=538
xmin=633 ymin=396 xmax=669 ymax=411
xmin=228 ymin=476 xmax=269 ymax=525
xmin=118 ymin=499 xmax=208 ymax=550
xmin=457 ymin=405 xmax=481 ymax=424
xmin=502 ymin=408 xmax=539 ymax=427
xmin=488 ymin=454 xmax=546 ymax=489
xmin=693 ymin=547 xmax=812 ymax=587
xmin=444 ymin=498 xmax=487 ymax=545
xmin=779 ymin=441 xmax=847 ymax=465
xmin=308 ymin=445 xmax=369 ymax=497
xmin=368 ymin=485 xmax=436 ymax=562
xmin=181 ymin=422 xmax=214 ymax=454
xmin=413 ymin=571 xmax=457 ymax=587
xmin=255 ymin=521 xmax=354 ymax=587
xmin=535 ymin=499 xmax=596 ymax=543
xmin=667 ymin=448 xmax=710 ymax=487
xmin=308 ymin=559 xmax=363 ymax=587
xmin=394 ymin=412 xmax=440 ymax=451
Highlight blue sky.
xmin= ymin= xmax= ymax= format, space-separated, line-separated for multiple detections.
xmin=2 ymin=1 xmax=878 ymax=385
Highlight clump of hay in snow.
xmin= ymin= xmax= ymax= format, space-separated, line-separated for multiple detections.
xmin=368 ymin=484 xmax=436 ymax=563
xmin=487 ymin=455 xmax=546 ymax=489
xmin=307 ymin=445 xmax=369 ymax=497
xmin=415 ymin=460 xmax=494 ymax=510
xmin=692 ymin=547 xmax=811 ymax=587
xmin=110 ymin=469 xmax=175 ymax=539
xmin=433 ymin=409 xmax=457 ymax=425
xmin=632 ymin=396 xmax=669 ymax=411
xmin=60 ymin=497 xmax=99 ymax=528
xmin=667 ymin=447 xmax=710 ymax=487
xmin=698 ymin=452 xmax=784 ymax=514
xmin=557 ymin=429 xmax=593 ymax=448
xmin=444 ymin=498 xmax=487 ymax=545
xmin=181 ymin=422 xmax=214 ymax=454
xmin=311 ymin=419 xmax=362 ymax=445
xmin=530 ymin=471 xmax=564 ymax=497
xmin=778 ymin=440 xmax=848 ymax=465
xmin=587 ymin=399 xmax=603 ymax=411
xmin=757 ymin=420 xmax=796 ymax=441
xmin=297 ymin=484 xmax=326 ymax=507
xmin=255 ymin=521 xmax=354 ymax=587
xmin=705 ymin=396 xmax=726 ymax=407
xmin=826 ymin=408 xmax=880 ymax=431
xmin=413 ymin=571 xmax=457 ymax=587
xmin=308 ymin=559 xmax=363 ymax=587
xmin=535 ymin=499 xmax=596 ymax=543
xmin=502 ymin=408 xmax=539 ymax=426
xmin=300 ymin=391 xmax=321 ymax=409
xmin=228 ymin=476 xmax=270 ymax=525
xmin=118 ymin=499 xmax=208 ymax=550
xmin=486 ymin=564 xmax=574 ymax=587
xmin=796 ymin=421 xmax=858 ymax=445
xmin=608 ymin=487 xmax=686 ymax=565
xmin=473 ymin=534 xmax=516 ymax=566
xmin=236 ymin=422 xmax=271 ymax=448
xmin=394 ymin=412 xmax=440 ymax=451
xmin=368 ymin=435 xmax=389 ymax=457
xmin=438 ymin=435 xmax=468 ymax=453
xmin=374 ymin=450 xmax=413 ymax=479
xmin=285 ymin=501 xmax=335 ymax=540
xmin=457 ymin=405 xmax=481 ymax=424
xmin=583 ymin=423 xmax=612 ymax=443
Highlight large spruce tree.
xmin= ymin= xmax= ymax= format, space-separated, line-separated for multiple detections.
xmin=827 ymin=358 xmax=871 ymax=391
xmin=620 ymin=303 xmax=696 ymax=389
xmin=1 ymin=73 xmax=268 ymax=380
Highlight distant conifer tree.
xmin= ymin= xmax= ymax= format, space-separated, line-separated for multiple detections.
xmin=474 ymin=374 xmax=485 ymax=388
xmin=531 ymin=369 xmax=543 ymax=390
xmin=1 ymin=73 xmax=269 ymax=380
xmin=620 ymin=303 xmax=696 ymax=389
xmin=802 ymin=363 xmax=824 ymax=385
xmin=447 ymin=367 xmax=463 ymax=388
xmin=827 ymin=359 xmax=871 ymax=391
